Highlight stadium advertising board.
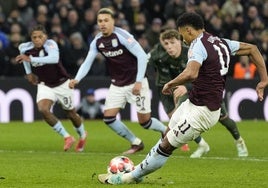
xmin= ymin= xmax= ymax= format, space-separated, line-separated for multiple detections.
xmin=0 ymin=77 xmax=267 ymax=122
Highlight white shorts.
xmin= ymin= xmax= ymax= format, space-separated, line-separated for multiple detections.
xmin=104 ymin=78 xmax=151 ymax=114
xmin=36 ymin=79 xmax=74 ymax=110
xmin=167 ymin=99 xmax=220 ymax=148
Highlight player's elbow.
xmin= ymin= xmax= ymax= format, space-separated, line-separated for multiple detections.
xmin=250 ymin=44 xmax=259 ymax=54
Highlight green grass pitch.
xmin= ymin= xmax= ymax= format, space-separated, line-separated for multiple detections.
xmin=0 ymin=120 xmax=268 ymax=188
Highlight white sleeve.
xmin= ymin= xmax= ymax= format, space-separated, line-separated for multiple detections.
xmin=18 ymin=43 xmax=32 ymax=74
xmin=222 ymin=38 xmax=240 ymax=55
xmin=74 ymin=39 xmax=99 ymax=82
xmin=188 ymin=40 xmax=207 ymax=65
xmin=117 ymin=31 xmax=147 ymax=82
xmin=29 ymin=39 xmax=59 ymax=65
xmin=23 ymin=62 xmax=32 ymax=74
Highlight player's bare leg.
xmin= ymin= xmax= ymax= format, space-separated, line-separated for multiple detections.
xmin=37 ymin=99 xmax=75 ymax=151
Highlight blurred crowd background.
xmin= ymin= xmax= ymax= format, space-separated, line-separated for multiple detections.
xmin=0 ymin=0 xmax=267 ymax=79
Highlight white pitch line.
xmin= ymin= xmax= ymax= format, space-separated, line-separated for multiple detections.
xmin=0 ymin=149 xmax=268 ymax=162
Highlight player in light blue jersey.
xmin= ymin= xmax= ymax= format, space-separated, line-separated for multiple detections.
xmin=69 ymin=8 xmax=167 ymax=154
xmin=98 ymin=12 xmax=268 ymax=185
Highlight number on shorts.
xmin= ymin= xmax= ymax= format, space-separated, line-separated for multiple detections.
xmin=136 ymin=95 xmax=145 ymax=110
xmin=178 ymin=120 xmax=190 ymax=134
xmin=63 ymin=96 xmax=72 ymax=108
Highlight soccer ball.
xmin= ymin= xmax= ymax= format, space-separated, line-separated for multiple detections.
xmin=107 ymin=156 xmax=135 ymax=174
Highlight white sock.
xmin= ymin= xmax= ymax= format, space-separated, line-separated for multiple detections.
xmin=108 ymin=119 xmax=137 ymax=143
xmin=149 ymin=118 xmax=167 ymax=133
xmin=132 ymin=138 xmax=142 ymax=145
xmin=52 ymin=121 xmax=70 ymax=138
xmin=75 ymin=123 xmax=86 ymax=139
xmin=199 ymin=137 xmax=207 ymax=146
xmin=131 ymin=141 xmax=169 ymax=179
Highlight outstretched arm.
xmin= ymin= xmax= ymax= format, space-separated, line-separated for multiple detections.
xmin=236 ymin=42 xmax=268 ymax=101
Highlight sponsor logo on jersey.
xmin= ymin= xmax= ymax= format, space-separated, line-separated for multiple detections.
xmin=103 ymin=49 xmax=123 ymax=57
xmin=99 ymin=43 xmax=105 ymax=48
xmin=111 ymin=39 xmax=118 ymax=47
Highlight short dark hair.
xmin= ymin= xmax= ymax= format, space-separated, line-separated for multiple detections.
xmin=29 ymin=24 xmax=47 ymax=36
xmin=97 ymin=8 xmax=115 ymax=18
xmin=176 ymin=12 xmax=204 ymax=30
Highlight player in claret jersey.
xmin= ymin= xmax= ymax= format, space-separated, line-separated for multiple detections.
xmin=69 ymin=8 xmax=167 ymax=154
xmin=16 ymin=25 xmax=87 ymax=152
xmin=98 ymin=12 xmax=268 ymax=185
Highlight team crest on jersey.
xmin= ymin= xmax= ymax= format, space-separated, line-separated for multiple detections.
xmin=112 ymin=39 xmax=118 ymax=47
xmin=99 ymin=43 xmax=104 ymax=48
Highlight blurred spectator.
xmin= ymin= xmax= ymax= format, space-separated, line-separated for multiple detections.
xmin=233 ymin=56 xmax=257 ymax=79
xmin=0 ymin=12 xmax=9 ymax=34
xmin=207 ymin=15 xmax=224 ymax=37
xmin=90 ymin=0 xmax=102 ymax=14
xmin=232 ymin=12 xmax=248 ymax=40
xmin=87 ymin=53 xmax=108 ymax=77
xmin=6 ymin=9 xmax=24 ymax=29
xmin=185 ymin=0 xmax=196 ymax=13
xmin=0 ymin=0 xmax=267 ymax=78
xmin=145 ymin=18 xmax=162 ymax=48
xmin=123 ymin=0 xmax=150 ymax=27
xmin=63 ymin=8 xmax=86 ymax=37
xmin=16 ymin=0 xmax=34 ymax=28
xmin=87 ymin=24 xmax=99 ymax=45
xmin=244 ymin=5 xmax=260 ymax=28
xmin=164 ymin=18 xmax=176 ymax=29
xmin=137 ymin=33 xmax=151 ymax=53
xmin=76 ymin=88 xmax=104 ymax=119
xmin=144 ymin=0 xmax=166 ymax=22
xmin=221 ymin=13 xmax=235 ymax=38
xmin=2 ymin=32 xmax=24 ymax=76
xmin=261 ymin=1 xmax=268 ymax=27
xmin=221 ymin=0 xmax=243 ymax=19
xmin=50 ymin=24 xmax=70 ymax=57
xmin=0 ymin=30 xmax=9 ymax=49
xmin=258 ymin=29 xmax=268 ymax=66
xmin=35 ymin=3 xmax=49 ymax=16
xmin=62 ymin=32 xmax=88 ymax=77
xmin=57 ymin=4 xmax=71 ymax=32
xmin=131 ymin=12 xmax=148 ymax=38
xmin=118 ymin=19 xmax=130 ymax=32
xmin=164 ymin=0 xmax=185 ymax=20
xmin=30 ymin=0 xmax=56 ymax=18
xmin=72 ymin=0 xmax=89 ymax=22
xmin=83 ymin=8 xmax=97 ymax=43
xmin=112 ymin=0 xmax=127 ymax=12
xmin=9 ymin=22 xmax=27 ymax=37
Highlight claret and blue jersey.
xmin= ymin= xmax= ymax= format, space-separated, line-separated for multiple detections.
xmin=74 ymin=27 xmax=148 ymax=86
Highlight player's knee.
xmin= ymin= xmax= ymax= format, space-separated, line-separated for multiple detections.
xmin=139 ymin=118 xmax=152 ymax=129
xmin=157 ymin=142 xmax=174 ymax=156
xmin=103 ymin=116 xmax=116 ymax=125
xmin=38 ymin=106 xmax=50 ymax=115
xmin=65 ymin=109 xmax=78 ymax=119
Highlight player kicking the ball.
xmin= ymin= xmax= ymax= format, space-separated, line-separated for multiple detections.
xmin=98 ymin=12 xmax=268 ymax=185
